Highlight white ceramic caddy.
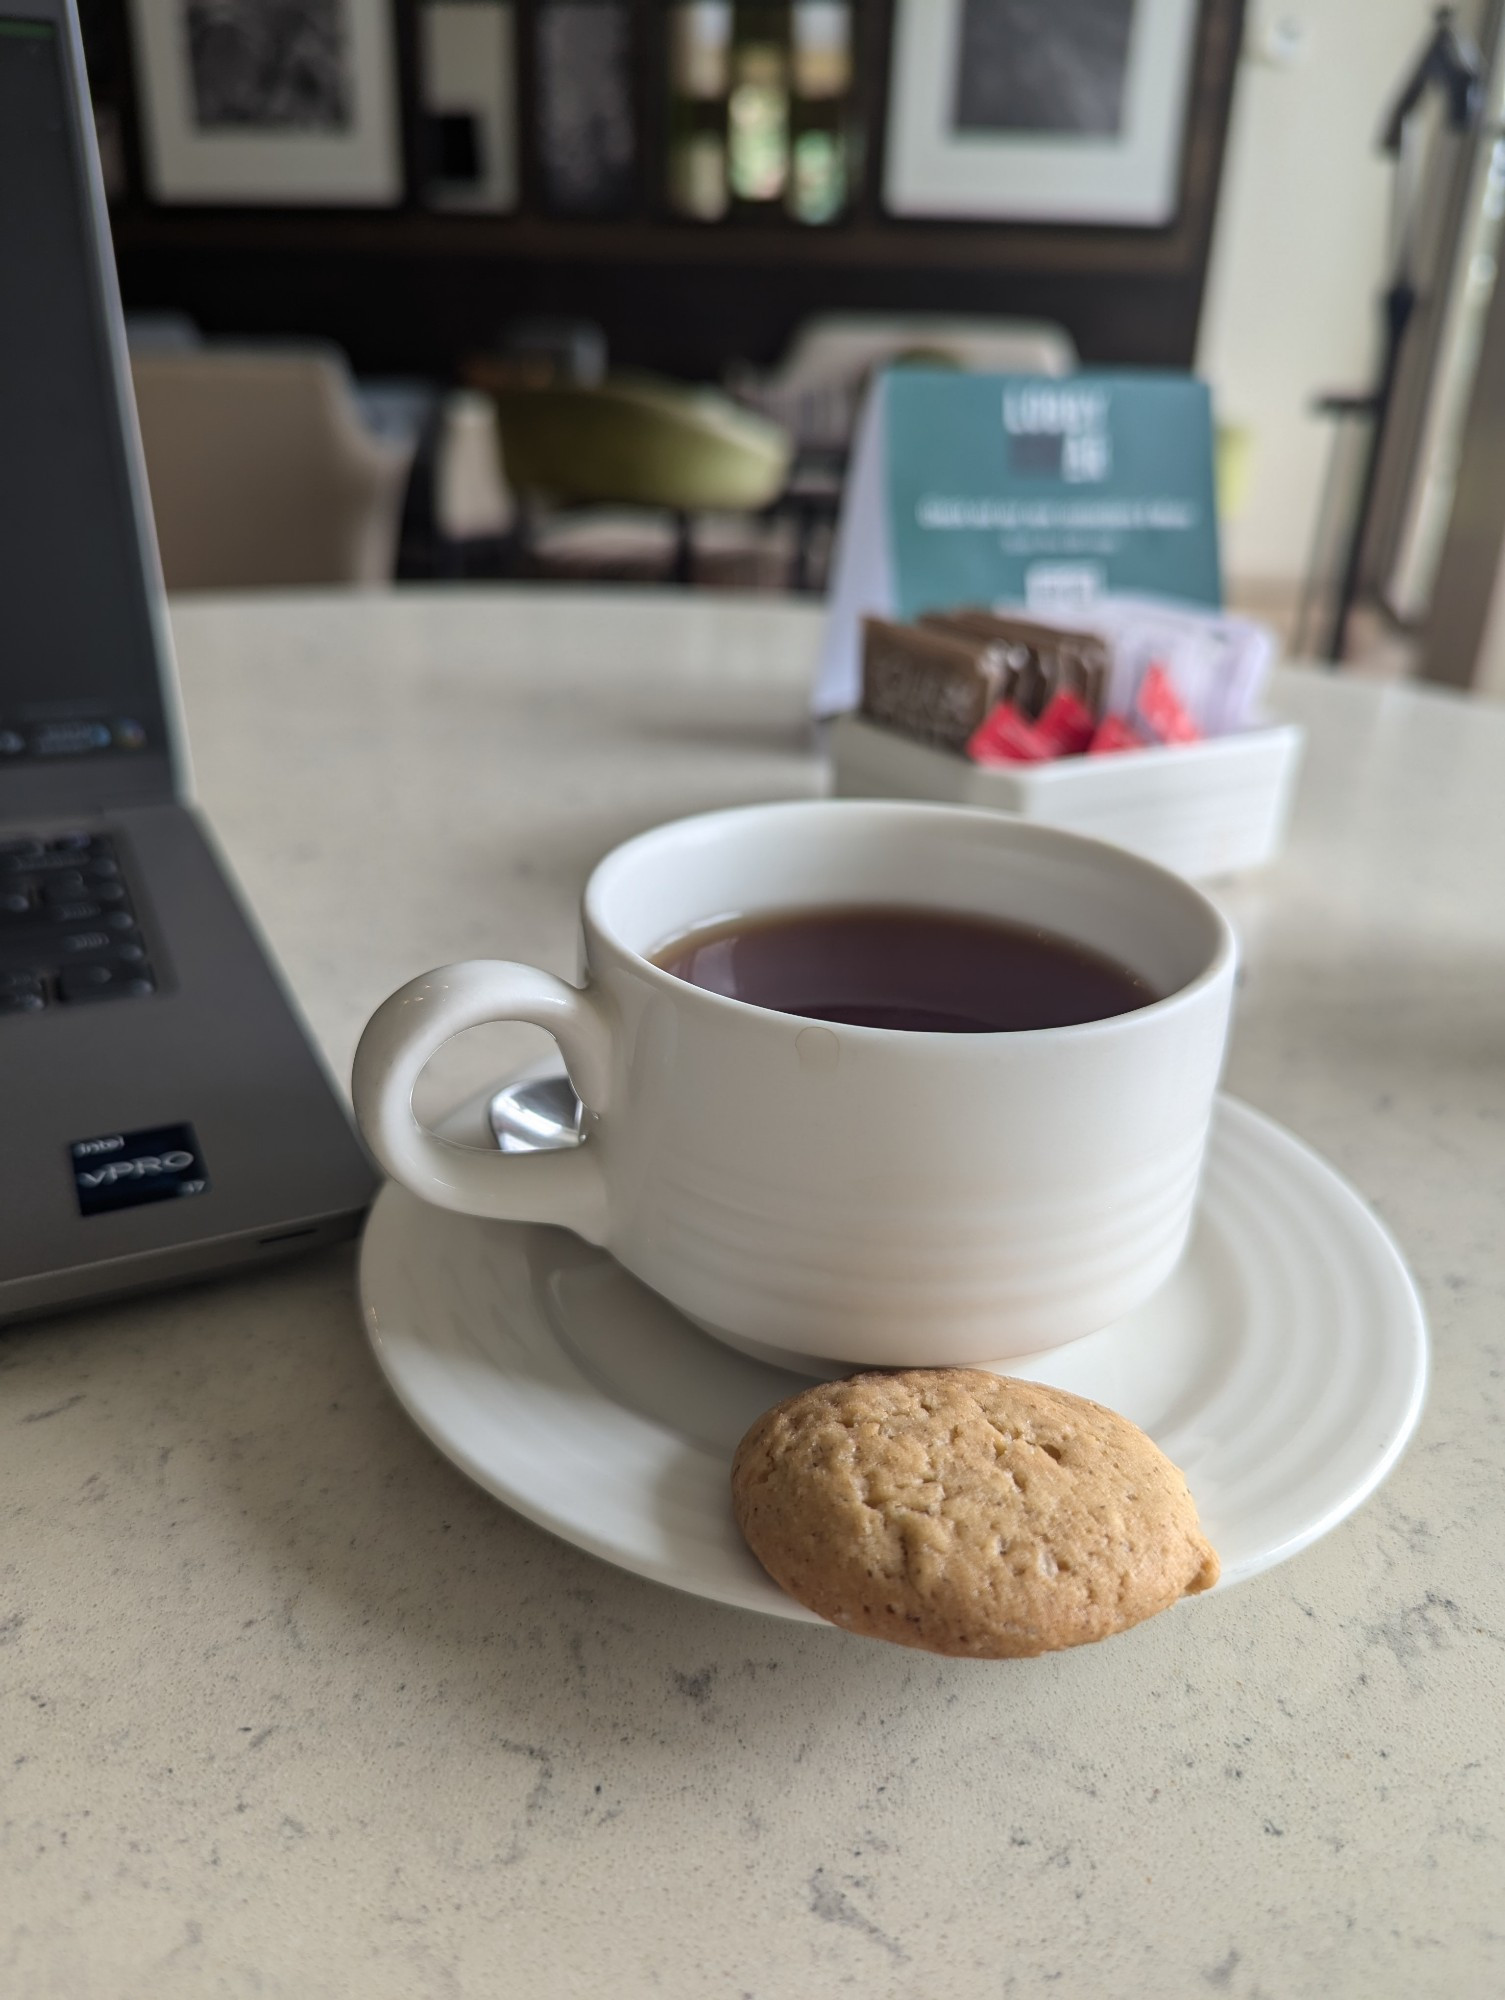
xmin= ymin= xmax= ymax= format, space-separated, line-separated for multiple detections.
xmin=828 ymin=712 xmax=1305 ymax=881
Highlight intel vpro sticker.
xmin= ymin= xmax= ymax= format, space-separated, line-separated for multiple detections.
xmin=69 ymin=1123 xmax=209 ymax=1216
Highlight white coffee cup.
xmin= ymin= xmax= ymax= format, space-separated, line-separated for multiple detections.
xmin=353 ymin=800 xmax=1236 ymax=1371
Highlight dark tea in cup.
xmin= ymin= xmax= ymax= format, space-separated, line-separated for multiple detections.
xmin=652 ymin=906 xmax=1157 ymax=1033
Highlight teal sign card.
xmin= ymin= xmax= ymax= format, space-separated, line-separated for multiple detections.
xmin=883 ymin=369 xmax=1222 ymax=618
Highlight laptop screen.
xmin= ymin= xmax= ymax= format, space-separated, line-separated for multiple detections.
xmin=0 ymin=15 xmax=168 ymax=773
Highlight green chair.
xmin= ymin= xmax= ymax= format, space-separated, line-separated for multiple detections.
xmin=487 ymin=373 xmax=792 ymax=583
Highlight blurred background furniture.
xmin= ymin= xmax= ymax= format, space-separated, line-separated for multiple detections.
xmin=729 ymin=311 xmax=1079 ymax=590
xmin=84 ymin=0 xmax=1248 ymax=603
xmin=388 ymin=386 xmax=518 ymax=582
xmin=129 ymin=347 xmax=417 ymax=590
xmin=432 ymin=388 xmax=516 ymax=563
xmin=482 ymin=373 xmax=791 ymax=586
xmin=1294 ymin=7 xmax=1486 ymax=664
xmin=729 ymin=311 xmax=1078 ymax=453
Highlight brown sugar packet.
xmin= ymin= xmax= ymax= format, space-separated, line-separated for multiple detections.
xmin=920 ymin=611 xmax=1047 ymax=718
xmin=927 ymin=610 xmax=1110 ymax=723
xmin=860 ymin=616 xmax=1007 ymax=752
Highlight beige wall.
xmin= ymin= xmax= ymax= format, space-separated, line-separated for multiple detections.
xmin=1196 ymin=0 xmax=1442 ymax=593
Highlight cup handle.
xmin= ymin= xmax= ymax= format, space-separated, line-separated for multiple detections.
xmin=352 ymin=961 xmax=611 ymax=1243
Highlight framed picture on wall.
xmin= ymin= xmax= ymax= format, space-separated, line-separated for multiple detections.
xmin=127 ymin=0 xmax=402 ymax=205
xmin=534 ymin=0 xmax=637 ymax=216
xmin=418 ymin=0 xmax=518 ymax=213
xmin=883 ymin=0 xmax=1200 ymax=227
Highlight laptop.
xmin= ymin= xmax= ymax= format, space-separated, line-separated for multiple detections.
xmin=0 ymin=0 xmax=375 ymax=1325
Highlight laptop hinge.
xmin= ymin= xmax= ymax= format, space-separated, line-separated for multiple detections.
xmin=0 ymin=752 xmax=178 ymax=827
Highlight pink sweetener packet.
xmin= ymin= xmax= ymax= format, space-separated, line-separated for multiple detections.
xmin=1087 ymin=715 xmax=1146 ymax=755
xmin=1033 ymin=689 xmax=1097 ymax=757
xmin=1134 ymin=662 xmax=1203 ymax=745
xmin=966 ymin=702 xmax=1054 ymax=763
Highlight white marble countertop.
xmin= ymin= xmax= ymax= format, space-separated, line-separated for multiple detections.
xmin=3 ymin=589 xmax=1502 ymax=1999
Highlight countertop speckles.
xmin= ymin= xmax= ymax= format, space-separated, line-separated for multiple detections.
xmin=2 ymin=592 xmax=1502 ymax=1999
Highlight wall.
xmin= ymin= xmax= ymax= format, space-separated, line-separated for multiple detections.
xmin=1196 ymin=0 xmax=1442 ymax=592
xmin=104 ymin=0 xmax=1244 ymax=393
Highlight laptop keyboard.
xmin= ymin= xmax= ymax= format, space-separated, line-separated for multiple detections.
xmin=0 ymin=832 xmax=157 ymax=1014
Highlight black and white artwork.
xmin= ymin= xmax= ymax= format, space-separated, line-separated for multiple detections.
xmin=185 ymin=0 xmax=352 ymax=131
xmin=535 ymin=2 xmax=636 ymax=214
xmin=884 ymin=0 xmax=1196 ymax=226
xmin=952 ymin=0 xmax=1136 ymax=138
xmin=127 ymin=0 xmax=401 ymax=202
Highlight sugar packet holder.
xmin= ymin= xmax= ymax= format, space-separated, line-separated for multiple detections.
xmin=860 ymin=612 xmax=1200 ymax=766
xmin=828 ymin=710 xmax=1305 ymax=882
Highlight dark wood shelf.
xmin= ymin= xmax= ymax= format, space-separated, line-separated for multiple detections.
xmin=110 ymin=206 xmax=1198 ymax=279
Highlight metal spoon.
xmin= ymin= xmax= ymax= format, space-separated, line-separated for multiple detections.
xmin=488 ymin=1070 xmax=583 ymax=1153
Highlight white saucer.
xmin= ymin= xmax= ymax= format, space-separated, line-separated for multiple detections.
xmin=358 ymin=1092 xmax=1428 ymax=1624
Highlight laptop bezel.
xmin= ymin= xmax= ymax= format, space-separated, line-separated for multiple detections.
xmin=0 ymin=0 xmax=188 ymax=825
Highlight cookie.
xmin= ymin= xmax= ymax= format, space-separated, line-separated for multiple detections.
xmin=731 ymin=1370 xmax=1219 ymax=1657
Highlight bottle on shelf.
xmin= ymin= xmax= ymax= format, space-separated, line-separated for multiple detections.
xmin=727 ymin=2 xmax=791 ymax=210
xmin=788 ymin=0 xmax=852 ymax=225
xmin=666 ymin=1 xmax=733 ymax=221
